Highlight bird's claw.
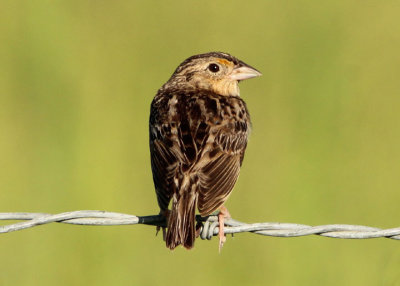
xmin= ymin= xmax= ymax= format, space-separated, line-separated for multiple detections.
xmin=156 ymin=226 xmax=167 ymax=241
xmin=219 ymin=234 xmax=226 ymax=253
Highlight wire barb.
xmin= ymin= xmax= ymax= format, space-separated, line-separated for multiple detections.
xmin=1 ymin=211 xmax=399 ymax=240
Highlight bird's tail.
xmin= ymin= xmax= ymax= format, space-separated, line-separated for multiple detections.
xmin=166 ymin=191 xmax=198 ymax=250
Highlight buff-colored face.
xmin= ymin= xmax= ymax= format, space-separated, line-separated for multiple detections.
xmin=170 ymin=55 xmax=261 ymax=97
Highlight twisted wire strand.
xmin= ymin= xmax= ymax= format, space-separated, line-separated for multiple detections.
xmin=1 ymin=211 xmax=399 ymax=240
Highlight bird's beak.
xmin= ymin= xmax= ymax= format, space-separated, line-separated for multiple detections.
xmin=229 ymin=63 xmax=262 ymax=81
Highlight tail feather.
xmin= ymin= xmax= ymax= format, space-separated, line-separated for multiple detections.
xmin=166 ymin=191 xmax=198 ymax=249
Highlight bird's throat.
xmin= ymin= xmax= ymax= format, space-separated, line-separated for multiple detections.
xmin=212 ymin=80 xmax=240 ymax=97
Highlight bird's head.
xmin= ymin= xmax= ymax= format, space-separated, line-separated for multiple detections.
xmin=164 ymin=52 xmax=261 ymax=97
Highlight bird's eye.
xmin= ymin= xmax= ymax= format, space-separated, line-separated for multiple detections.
xmin=208 ymin=63 xmax=220 ymax=73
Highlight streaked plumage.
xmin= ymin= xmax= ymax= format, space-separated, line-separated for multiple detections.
xmin=149 ymin=52 xmax=261 ymax=250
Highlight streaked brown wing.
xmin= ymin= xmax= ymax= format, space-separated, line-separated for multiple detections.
xmin=150 ymin=138 xmax=178 ymax=211
xmin=149 ymin=94 xmax=181 ymax=211
xmin=197 ymin=129 xmax=248 ymax=216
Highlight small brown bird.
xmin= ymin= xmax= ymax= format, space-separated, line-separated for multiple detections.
xmin=149 ymin=52 xmax=261 ymax=250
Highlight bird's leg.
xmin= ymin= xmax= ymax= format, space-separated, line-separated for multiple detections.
xmin=218 ymin=205 xmax=231 ymax=252
xmin=156 ymin=209 xmax=170 ymax=241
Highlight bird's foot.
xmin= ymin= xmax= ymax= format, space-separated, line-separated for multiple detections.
xmin=156 ymin=226 xmax=167 ymax=241
xmin=156 ymin=210 xmax=170 ymax=241
xmin=218 ymin=206 xmax=231 ymax=253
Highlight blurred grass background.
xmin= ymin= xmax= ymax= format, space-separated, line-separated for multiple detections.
xmin=1 ymin=0 xmax=400 ymax=285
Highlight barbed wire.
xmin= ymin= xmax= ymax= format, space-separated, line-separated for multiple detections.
xmin=1 ymin=210 xmax=399 ymax=240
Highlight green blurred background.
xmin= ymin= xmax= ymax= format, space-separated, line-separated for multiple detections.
xmin=1 ymin=0 xmax=400 ymax=285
